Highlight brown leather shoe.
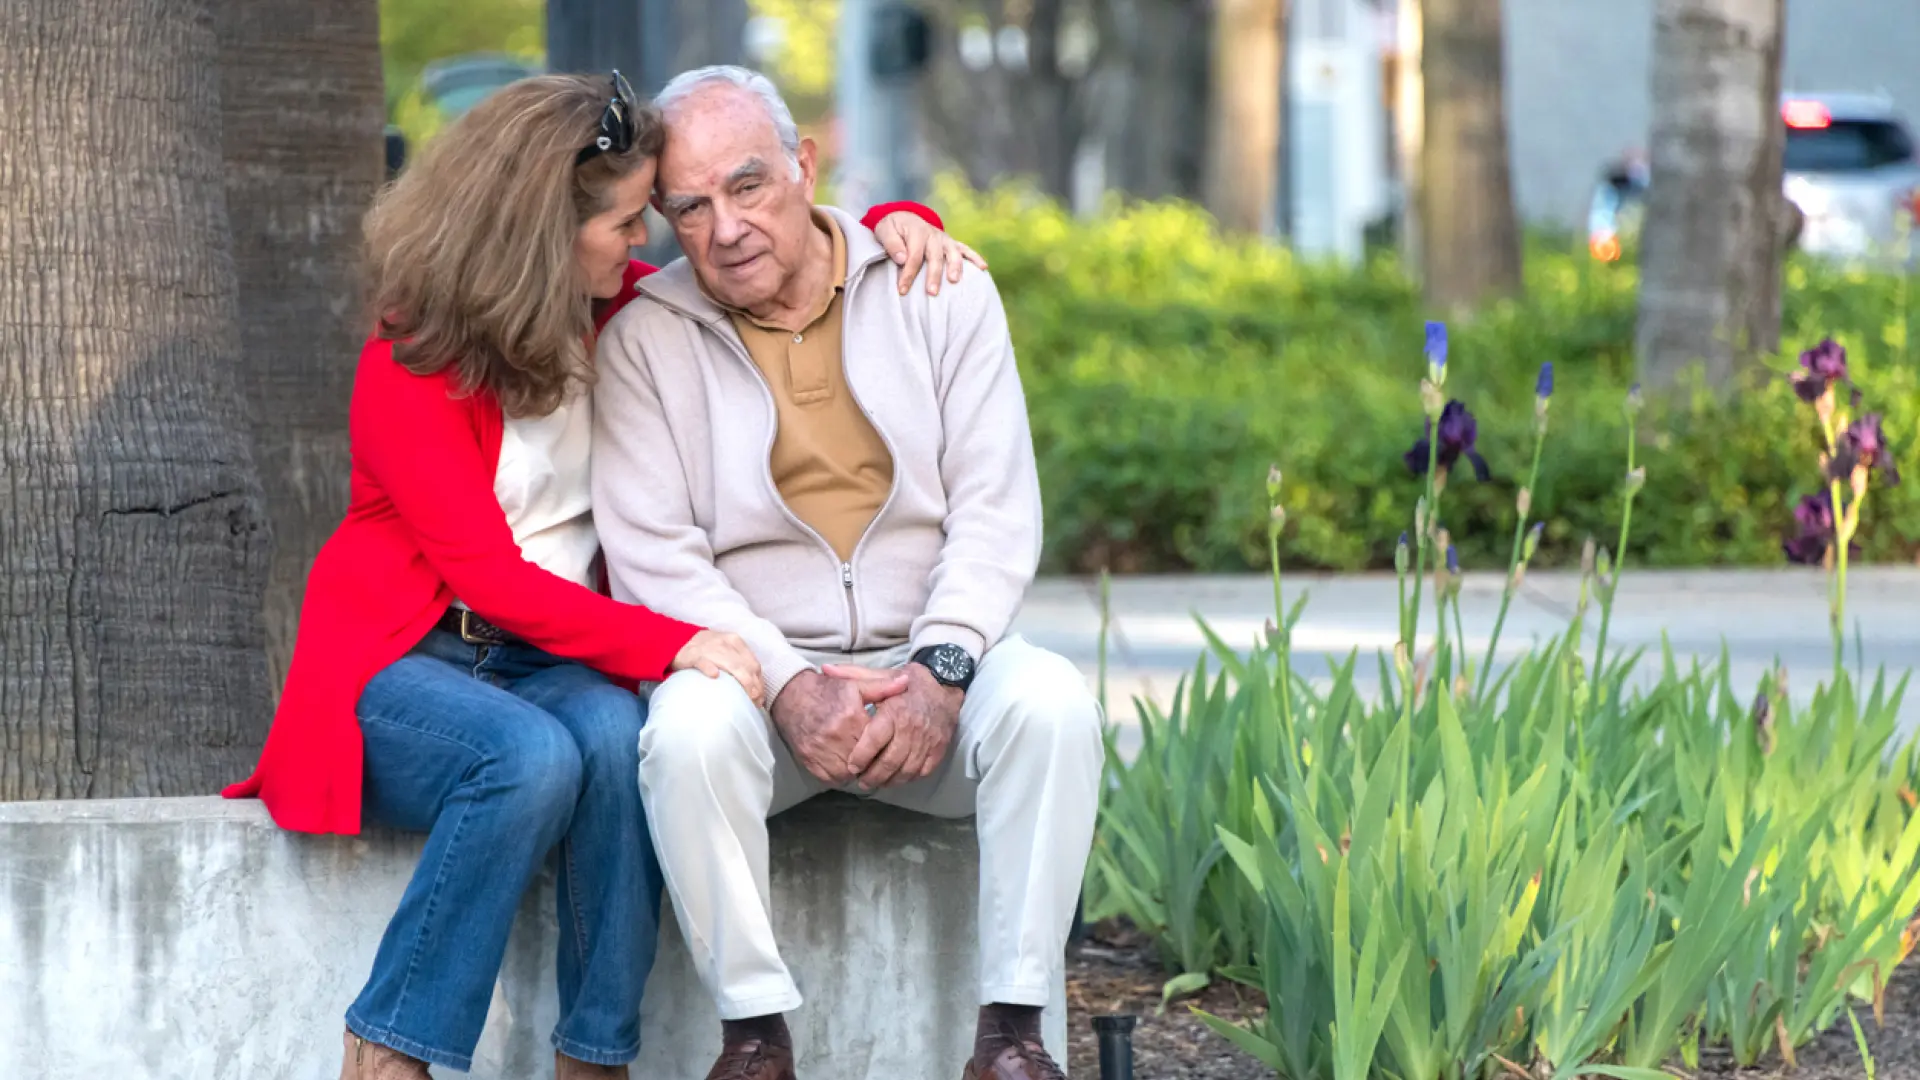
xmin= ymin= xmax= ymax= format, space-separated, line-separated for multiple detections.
xmin=339 ymin=1029 xmax=431 ymax=1080
xmin=962 ymin=1036 xmax=1067 ymax=1080
xmin=704 ymin=1035 xmax=797 ymax=1080
xmin=556 ymin=1050 xmax=629 ymax=1080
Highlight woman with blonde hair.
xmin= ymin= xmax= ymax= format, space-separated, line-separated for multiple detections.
xmin=222 ymin=71 xmax=977 ymax=1080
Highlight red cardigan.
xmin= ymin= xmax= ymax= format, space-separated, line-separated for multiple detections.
xmin=224 ymin=202 xmax=941 ymax=835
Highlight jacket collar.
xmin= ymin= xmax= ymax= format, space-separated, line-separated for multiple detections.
xmin=637 ymin=205 xmax=890 ymax=324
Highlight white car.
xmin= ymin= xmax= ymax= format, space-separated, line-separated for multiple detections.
xmin=1587 ymin=93 xmax=1920 ymax=266
xmin=1781 ymin=92 xmax=1920 ymax=262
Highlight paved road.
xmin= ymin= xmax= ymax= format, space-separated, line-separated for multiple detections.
xmin=1008 ymin=568 xmax=1920 ymax=756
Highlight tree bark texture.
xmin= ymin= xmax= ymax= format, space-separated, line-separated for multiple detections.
xmin=0 ymin=0 xmax=275 ymax=798
xmin=1204 ymin=0 xmax=1285 ymax=234
xmin=1419 ymin=0 xmax=1522 ymax=307
xmin=1636 ymin=0 xmax=1787 ymax=387
xmin=217 ymin=0 xmax=385 ymax=692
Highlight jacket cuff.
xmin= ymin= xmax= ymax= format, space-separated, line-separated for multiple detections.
xmin=760 ymin=646 xmax=820 ymax=713
xmin=909 ymin=624 xmax=988 ymax=663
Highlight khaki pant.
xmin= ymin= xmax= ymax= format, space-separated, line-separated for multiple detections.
xmin=637 ymin=635 xmax=1104 ymax=1019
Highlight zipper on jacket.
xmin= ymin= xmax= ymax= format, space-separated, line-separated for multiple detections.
xmin=841 ymin=561 xmax=858 ymax=642
xmin=834 ymin=255 xmax=905 ymax=651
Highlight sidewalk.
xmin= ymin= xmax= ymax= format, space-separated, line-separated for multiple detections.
xmin=1010 ymin=567 xmax=1920 ymax=755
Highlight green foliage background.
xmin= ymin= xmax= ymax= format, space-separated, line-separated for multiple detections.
xmin=931 ymin=180 xmax=1920 ymax=574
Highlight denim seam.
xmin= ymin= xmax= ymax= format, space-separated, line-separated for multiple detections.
xmin=380 ymin=761 xmax=483 ymax=1046
xmin=564 ymin=838 xmax=591 ymax=965
xmin=560 ymin=835 xmax=591 ymax=1001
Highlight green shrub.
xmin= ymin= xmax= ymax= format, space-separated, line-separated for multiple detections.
xmin=937 ymin=179 xmax=1920 ymax=572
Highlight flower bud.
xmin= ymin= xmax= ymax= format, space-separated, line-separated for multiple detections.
xmin=1523 ymin=521 xmax=1543 ymax=561
xmin=1395 ymin=532 xmax=1411 ymax=574
xmin=1626 ymin=383 xmax=1644 ymax=417
xmin=1420 ymin=378 xmax=1446 ymax=418
xmin=1516 ymin=486 xmax=1532 ymax=518
xmin=1624 ymin=466 xmax=1646 ymax=496
xmin=1581 ymin=537 xmax=1597 ymax=576
xmin=1508 ymin=564 xmax=1526 ymax=594
xmin=1425 ymin=320 xmax=1448 ymax=386
xmin=1414 ymin=497 xmax=1428 ymax=537
xmin=1267 ymin=464 xmax=1283 ymax=501
xmin=1268 ymin=503 xmax=1288 ymax=537
xmin=1597 ymin=546 xmax=1613 ymax=582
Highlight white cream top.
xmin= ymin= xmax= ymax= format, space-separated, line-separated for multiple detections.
xmin=457 ymin=386 xmax=600 ymax=609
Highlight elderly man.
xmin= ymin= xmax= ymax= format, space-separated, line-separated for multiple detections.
xmin=590 ymin=66 xmax=1102 ymax=1080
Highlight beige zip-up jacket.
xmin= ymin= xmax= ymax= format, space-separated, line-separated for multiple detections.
xmin=589 ymin=207 xmax=1043 ymax=707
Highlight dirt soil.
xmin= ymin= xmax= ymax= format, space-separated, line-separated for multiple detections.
xmin=1063 ymin=921 xmax=1920 ymax=1080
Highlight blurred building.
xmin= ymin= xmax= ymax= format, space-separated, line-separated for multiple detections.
xmin=1290 ymin=0 xmax=1392 ymax=262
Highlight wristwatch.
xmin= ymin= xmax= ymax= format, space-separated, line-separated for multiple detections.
xmin=910 ymin=643 xmax=977 ymax=693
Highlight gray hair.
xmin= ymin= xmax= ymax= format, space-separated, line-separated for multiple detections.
xmin=654 ymin=65 xmax=802 ymax=179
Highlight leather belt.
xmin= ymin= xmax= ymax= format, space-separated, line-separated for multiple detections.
xmin=436 ymin=608 xmax=521 ymax=647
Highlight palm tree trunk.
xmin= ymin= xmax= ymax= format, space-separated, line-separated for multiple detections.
xmin=1636 ymin=0 xmax=1788 ymax=387
xmin=1204 ymin=0 xmax=1287 ymax=234
xmin=1419 ymin=0 xmax=1522 ymax=306
xmin=0 ymin=0 xmax=275 ymax=798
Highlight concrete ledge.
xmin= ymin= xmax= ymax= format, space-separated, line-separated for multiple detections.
xmin=0 ymin=795 xmax=1066 ymax=1079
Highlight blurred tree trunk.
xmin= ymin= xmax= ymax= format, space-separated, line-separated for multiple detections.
xmin=920 ymin=0 xmax=1094 ymax=203
xmin=1636 ymin=0 xmax=1787 ymax=387
xmin=658 ymin=0 xmax=749 ymax=77
xmin=217 ymin=0 xmax=386 ymax=694
xmin=1097 ymin=0 xmax=1211 ymax=201
xmin=1204 ymin=0 xmax=1286 ymax=234
xmin=1392 ymin=0 xmax=1425 ymax=268
xmin=1419 ymin=0 xmax=1521 ymax=306
xmin=0 ymin=0 xmax=275 ymax=798
xmin=1022 ymin=0 xmax=1091 ymax=200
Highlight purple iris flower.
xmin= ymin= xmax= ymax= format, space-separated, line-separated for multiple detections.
xmin=1426 ymin=321 xmax=1447 ymax=371
xmin=1446 ymin=546 xmax=1460 ymax=574
xmin=1535 ymin=362 xmax=1554 ymax=400
xmin=1836 ymin=413 xmax=1900 ymax=486
xmin=1405 ymin=400 xmax=1491 ymax=481
xmin=1792 ymin=338 xmax=1849 ymax=402
xmin=1783 ymin=490 xmax=1836 ymax=565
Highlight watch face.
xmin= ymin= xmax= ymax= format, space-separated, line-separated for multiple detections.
xmin=925 ymin=645 xmax=974 ymax=685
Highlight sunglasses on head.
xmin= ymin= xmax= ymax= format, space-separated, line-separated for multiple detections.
xmin=576 ymin=69 xmax=638 ymax=165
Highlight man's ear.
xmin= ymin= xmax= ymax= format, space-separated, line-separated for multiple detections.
xmin=797 ymin=136 xmax=819 ymax=200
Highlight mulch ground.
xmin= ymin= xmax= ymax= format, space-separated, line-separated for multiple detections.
xmin=1063 ymin=920 xmax=1920 ymax=1079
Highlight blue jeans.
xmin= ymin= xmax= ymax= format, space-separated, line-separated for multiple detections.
xmin=344 ymin=629 xmax=663 ymax=1070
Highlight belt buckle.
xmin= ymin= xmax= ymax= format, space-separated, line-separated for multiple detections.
xmin=457 ymin=610 xmax=499 ymax=646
